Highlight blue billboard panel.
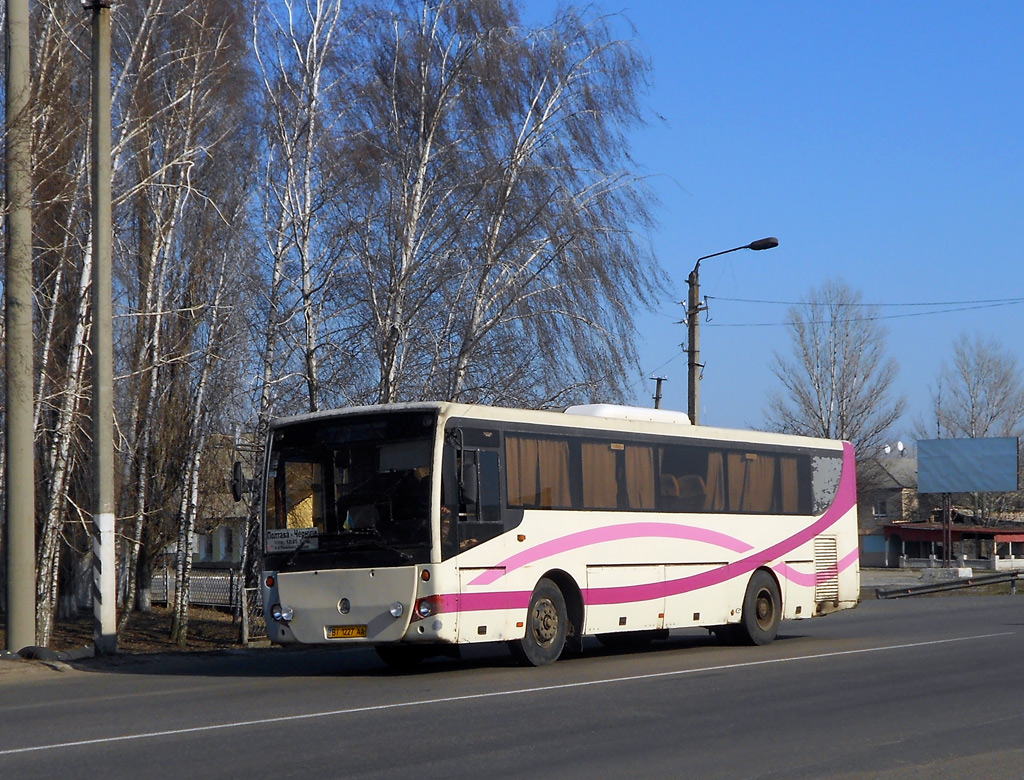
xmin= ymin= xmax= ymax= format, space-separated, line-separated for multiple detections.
xmin=917 ymin=437 xmax=1020 ymax=494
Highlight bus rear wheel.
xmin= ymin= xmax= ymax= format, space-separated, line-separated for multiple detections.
xmin=510 ymin=578 xmax=567 ymax=667
xmin=739 ymin=570 xmax=781 ymax=646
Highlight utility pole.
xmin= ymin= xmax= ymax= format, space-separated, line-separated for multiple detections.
xmin=686 ymin=237 xmax=778 ymax=425
xmin=4 ymin=0 xmax=36 ymax=654
xmin=651 ymin=376 xmax=667 ymax=410
xmin=84 ymin=0 xmax=117 ymax=654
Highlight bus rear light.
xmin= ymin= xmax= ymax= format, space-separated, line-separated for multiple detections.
xmin=412 ymin=595 xmax=444 ymax=621
xmin=421 ymin=570 xmax=430 ymax=582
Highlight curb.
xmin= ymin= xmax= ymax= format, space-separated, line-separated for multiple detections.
xmin=13 ymin=644 xmax=96 ymax=662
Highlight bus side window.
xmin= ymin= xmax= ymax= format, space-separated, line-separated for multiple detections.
xmin=457 ymin=449 xmax=502 ymax=551
xmin=476 ymin=450 xmax=501 ymax=522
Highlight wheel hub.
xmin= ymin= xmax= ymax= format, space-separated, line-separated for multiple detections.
xmin=755 ymin=590 xmax=773 ymax=627
xmin=533 ymin=599 xmax=558 ymax=644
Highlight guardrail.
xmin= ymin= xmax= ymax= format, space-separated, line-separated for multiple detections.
xmin=876 ymin=571 xmax=1020 ymax=600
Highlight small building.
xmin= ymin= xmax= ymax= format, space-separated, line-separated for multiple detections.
xmin=857 ymin=457 xmax=918 ymax=567
xmin=884 ymin=520 xmax=1024 ymax=571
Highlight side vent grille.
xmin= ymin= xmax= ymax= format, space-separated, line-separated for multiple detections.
xmin=814 ymin=536 xmax=839 ymax=602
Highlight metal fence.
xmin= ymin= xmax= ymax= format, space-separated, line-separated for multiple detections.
xmin=151 ymin=567 xmax=244 ymax=608
xmin=151 ymin=567 xmax=266 ymax=644
xmin=243 ymin=588 xmax=267 ymax=642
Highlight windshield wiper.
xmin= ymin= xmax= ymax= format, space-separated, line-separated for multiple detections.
xmin=341 ymin=529 xmax=412 ymax=561
xmin=284 ymin=530 xmax=318 ymax=568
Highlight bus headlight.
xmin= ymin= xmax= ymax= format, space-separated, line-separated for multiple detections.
xmin=389 ymin=602 xmax=404 ymax=618
xmin=270 ymin=603 xmax=294 ymax=623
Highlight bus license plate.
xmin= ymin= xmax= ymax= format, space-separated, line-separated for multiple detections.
xmin=326 ymin=625 xmax=367 ymax=639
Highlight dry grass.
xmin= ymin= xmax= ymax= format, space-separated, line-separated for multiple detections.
xmin=1 ymin=605 xmax=245 ymax=654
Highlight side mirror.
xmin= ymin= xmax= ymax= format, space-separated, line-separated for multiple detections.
xmin=230 ymin=461 xmax=245 ymax=502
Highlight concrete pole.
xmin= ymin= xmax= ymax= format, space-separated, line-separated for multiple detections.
xmin=686 ymin=268 xmax=701 ymax=425
xmin=4 ymin=0 xmax=37 ymax=653
xmin=88 ymin=1 xmax=117 ymax=654
xmin=651 ymin=376 xmax=666 ymax=410
xmin=4 ymin=0 xmax=36 ymax=651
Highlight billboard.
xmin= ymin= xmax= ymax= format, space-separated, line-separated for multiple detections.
xmin=917 ymin=437 xmax=1020 ymax=494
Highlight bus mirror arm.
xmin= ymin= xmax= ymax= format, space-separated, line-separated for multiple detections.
xmin=230 ymin=461 xmax=245 ymax=502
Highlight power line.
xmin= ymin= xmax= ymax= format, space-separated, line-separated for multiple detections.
xmin=703 ymin=298 xmax=1024 ymax=328
xmin=632 ymin=296 xmax=1024 ymax=397
xmin=708 ymin=295 xmax=1024 ymax=308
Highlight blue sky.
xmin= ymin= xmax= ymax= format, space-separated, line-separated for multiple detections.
xmin=525 ymin=1 xmax=1024 ymax=440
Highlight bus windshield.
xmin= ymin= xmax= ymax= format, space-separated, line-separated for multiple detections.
xmin=264 ymin=411 xmax=437 ymax=570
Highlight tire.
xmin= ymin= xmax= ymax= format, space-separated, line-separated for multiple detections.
xmin=739 ymin=570 xmax=782 ymax=646
xmin=509 ymin=578 xmax=568 ymax=667
xmin=375 ymin=644 xmax=425 ymax=669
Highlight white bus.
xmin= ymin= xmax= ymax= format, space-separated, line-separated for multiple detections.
xmin=260 ymin=402 xmax=859 ymax=667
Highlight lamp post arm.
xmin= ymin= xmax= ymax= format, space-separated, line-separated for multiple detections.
xmin=694 ymin=244 xmax=749 ymax=272
xmin=693 ymin=237 xmax=778 ymax=276
xmin=685 ymin=237 xmax=777 ymax=425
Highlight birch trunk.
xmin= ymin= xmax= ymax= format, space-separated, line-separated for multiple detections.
xmin=170 ymin=247 xmax=233 ymax=644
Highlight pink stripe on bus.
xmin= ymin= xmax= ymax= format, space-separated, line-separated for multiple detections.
xmin=469 ymin=522 xmax=755 ymax=587
xmin=773 ymin=546 xmax=859 ymax=587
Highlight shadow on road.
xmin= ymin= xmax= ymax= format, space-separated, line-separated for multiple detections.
xmin=52 ymin=627 xmax=811 ymax=680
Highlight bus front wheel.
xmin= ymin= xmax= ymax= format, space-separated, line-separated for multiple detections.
xmin=510 ymin=578 xmax=567 ymax=667
xmin=739 ymin=570 xmax=781 ymax=646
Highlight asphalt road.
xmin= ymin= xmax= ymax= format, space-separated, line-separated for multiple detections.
xmin=2 ymin=594 xmax=1023 ymax=780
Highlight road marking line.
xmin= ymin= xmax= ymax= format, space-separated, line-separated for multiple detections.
xmin=0 ymin=632 xmax=1013 ymax=757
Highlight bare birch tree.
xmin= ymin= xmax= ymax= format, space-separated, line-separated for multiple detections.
xmin=913 ymin=332 xmax=1024 ymax=524
xmin=765 ymin=278 xmax=906 ymax=457
xmin=343 ymin=0 xmax=661 ymax=407
xmin=253 ymin=0 xmax=360 ymax=421
xmin=24 ymin=1 xmax=93 ymax=643
xmin=4 ymin=0 xmax=667 ymax=645
xmin=107 ymin=1 xmax=253 ymax=639
xmin=918 ymin=332 xmax=1024 ymax=440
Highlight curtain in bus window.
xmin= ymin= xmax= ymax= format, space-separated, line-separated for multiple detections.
xmin=505 ymin=436 xmax=534 ymax=506
xmin=704 ymin=451 xmax=726 ymax=511
xmin=779 ymin=456 xmax=799 ymax=513
xmin=506 ymin=435 xmax=571 ymax=508
xmin=748 ymin=454 xmax=776 ymax=512
xmin=728 ymin=453 xmax=775 ymax=513
xmin=538 ymin=440 xmax=571 ymax=507
xmin=625 ymin=445 xmax=656 ymax=509
xmin=582 ymin=442 xmax=618 ymax=509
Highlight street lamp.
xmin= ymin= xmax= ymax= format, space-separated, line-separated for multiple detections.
xmin=686 ymin=237 xmax=778 ymax=425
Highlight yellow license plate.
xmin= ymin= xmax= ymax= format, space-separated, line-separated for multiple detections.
xmin=326 ymin=625 xmax=367 ymax=639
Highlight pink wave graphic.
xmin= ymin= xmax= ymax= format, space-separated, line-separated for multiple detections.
xmin=469 ymin=523 xmax=754 ymax=587
xmin=764 ymin=546 xmax=859 ymax=587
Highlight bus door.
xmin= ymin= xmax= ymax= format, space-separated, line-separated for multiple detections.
xmin=443 ymin=424 xmax=513 ymax=642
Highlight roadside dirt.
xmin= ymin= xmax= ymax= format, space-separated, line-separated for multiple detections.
xmin=0 ymin=606 xmax=245 ymax=654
